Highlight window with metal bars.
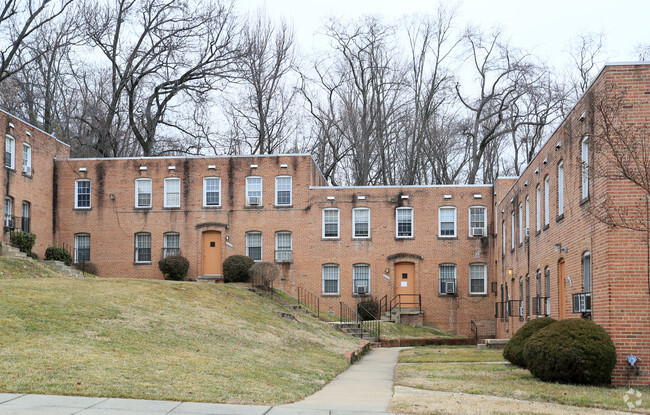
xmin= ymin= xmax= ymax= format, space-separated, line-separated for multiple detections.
xmin=322 ymin=264 xmax=339 ymax=295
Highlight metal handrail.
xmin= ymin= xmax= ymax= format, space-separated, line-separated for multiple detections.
xmin=358 ymin=302 xmax=380 ymax=340
xmin=297 ymin=286 xmax=320 ymax=319
xmin=339 ymin=301 xmax=357 ymax=324
xmin=389 ymin=294 xmax=422 ymax=314
xmin=532 ymin=296 xmax=549 ymax=316
xmin=508 ymin=299 xmax=523 ymax=317
xmin=378 ymin=295 xmax=388 ymax=315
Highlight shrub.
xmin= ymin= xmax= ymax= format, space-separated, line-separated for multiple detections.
xmin=523 ymin=318 xmax=616 ymax=385
xmin=503 ymin=317 xmax=556 ymax=368
xmin=27 ymin=251 xmax=38 ymax=260
xmin=73 ymin=261 xmax=98 ymax=275
xmin=10 ymin=231 xmax=36 ymax=254
xmin=357 ymin=299 xmax=379 ymax=321
xmin=158 ymin=255 xmax=190 ymax=281
xmin=249 ymin=262 xmax=280 ymax=285
xmin=45 ymin=246 xmax=72 ymax=266
xmin=223 ymin=255 xmax=254 ymax=283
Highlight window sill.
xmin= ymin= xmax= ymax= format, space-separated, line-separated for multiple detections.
xmin=22 ymin=172 xmax=32 ymax=179
xmin=438 ymin=293 xmax=458 ymax=297
xmin=580 ymin=196 xmax=590 ymax=206
xmin=275 ymin=260 xmax=293 ymax=264
xmin=352 ymin=237 xmax=371 ymax=240
xmin=135 ymin=206 xmax=152 ymax=210
xmin=202 ymin=205 xmax=222 ymax=209
xmin=352 ymin=293 xmax=371 ymax=298
xmin=468 ymin=293 xmax=488 ymax=296
xmin=438 ymin=236 xmax=457 ymax=240
xmin=274 ymin=204 xmax=293 ymax=208
xmin=74 ymin=208 xmax=91 ymax=211
xmin=245 ymin=205 xmax=264 ymax=209
xmin=133 ymin=262 xmax=151 ymax=265
xmin=556 ymin=213 xmax=564 ymax=223
xmin=396 ymin=236 xmax=414 ymax=240
xmin=543 ymin=224 xmax=549 ymax=231
xmin=535 ymin=230 xmax=541 ymax=236
xmin=322 ymin=294 xmax=340 ymax=297
xmin=163 ymin=206 xmax=181 ymax=210
xmin=322 ymin=237 xmax=340 ymax=241
xmin=4 ymin=167 xmax=15 ymax=172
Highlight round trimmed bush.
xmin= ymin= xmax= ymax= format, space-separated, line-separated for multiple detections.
xmin=45 ymin=246 xmax=72 ymax=266
xmin=158 ymin=255 xmax=190 ymax=281
xmin=523 ymin=318 xmax=616 ymax=385
xmin=10 ymin=231 xmax=36 ymax=254
xmin=223 ymin=255 xmax=254 ymax=283
xmin=357 ymin=299 xmax=379 ymax=321
xmin=503 ymin=317 xmax=556 ymax=368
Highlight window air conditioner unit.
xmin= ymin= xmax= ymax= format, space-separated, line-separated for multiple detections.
xmin=248 ymin=196 xmax=260 ymax=206
xmin=445 ymin=281 xmax=456 ymax=295
xmin=22 ymin=165 xmax=31 ymax=175
xmin=472 ymin=227 xmax=484 ymax=237
xmin=524 ymin=228 xmax=529 ymax=237
xmin=357 ymin=286 xmax=366 ymax=295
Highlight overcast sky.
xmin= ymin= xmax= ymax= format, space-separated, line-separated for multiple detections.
xmin=238 ymin=0 xmax=650 ymax=70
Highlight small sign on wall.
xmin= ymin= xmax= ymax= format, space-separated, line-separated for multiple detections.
xmin=401 ymin=281 xmax=408 ymax=287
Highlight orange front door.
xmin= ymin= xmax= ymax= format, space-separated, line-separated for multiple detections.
xmin=558 ymin=259 xmax=566 ymax=319
xmin=202 ymin=231 xmax=222 ymax=275
xmin=394 ymin=262 xmax=415 ymax=296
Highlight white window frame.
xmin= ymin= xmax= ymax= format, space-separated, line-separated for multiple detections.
xmin=558 ymin=161 xmax=564 ymax=215
xmin=246 ymin=231 xmax=263 ymax=261
xmin=203 ymin=177 xmax=221 ymax=207
xmin=536 ymin=184 xmax=541 ymax=232
xmin=5 ymin=135 xmax=15 ymax=169
xmin=502 ymin=220 xmax=505 ymax=254
xmin=396 ymin=207 xmax=414 ymax=238
xmin=164 ymin=177 xmax=181 ymax=208
xmin=469 ymin=263 xmax=487 ymax=295
xmin=518 ymin=203 xmax=523 ymax=244
xmin=21 ymin=201 xmax=29 ymax=232
xmin=322 ymin=264 xmax=340 ymax=295
xmin=581 ymin=136 xmax=589 ymax=200
xmin=544 ymin=175 xmax=550 ymax=226
xmin=438 ymin=206 xmax=457 ymax=237
xmin=135 ymin=178 xmax=152 ymax=208
xmin=525 ymin=196 xmax=530 ymax=236
xmin=439 ymin=264 xmax=457 ymax=295
xmin=74 ymin=233 xmax=90 ymax=263
xmin=75 ymin=179 xmax=91 ymax=209
xmin=4 ymin=197 xmax=13 ymax=228
xmin=511 ymin=211 xmax=515 ymax=250
xmin=275 ymin=231 xmax=292 ymax=262
xmin=353 ymin=263 xmax=371 ymax=295
xmin=163 ymin=232 xmax=180 ymax=258
xmin=322 ymin=208 xmax=340 ymax=239
xmin=275 ymin=176 xmax=292 ymax=206
xmin=134 ymin=232 xmax=151 ymax=263
xmin=469 ymin=206 xmax=487 ymax=237
xmin=582 ymin=251 xmax=591 ymax=292
xmin=352 ymin=207 xmax=370 ymax=239
xmin=22 ymin=143 xmax=31 ymax=175
xmin=246 ymin=176 xmax=263 ymax=206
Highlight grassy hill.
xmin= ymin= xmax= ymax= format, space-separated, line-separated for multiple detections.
xmin=0 ymin=257 xmax=359 ymax=404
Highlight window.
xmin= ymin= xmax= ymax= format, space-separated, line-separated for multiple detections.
xmin=544 ymin=175 xmax=550 ymax=226
xmin=353 ymin=264 xmax=370 ymax=295
xmin=203 ymin=177 xmax=221 ymax=207
xmin=353 ymin=208 xmax=370 ymax=238
xmin=545 ymin=266 xmax=551 ymax=315
xmin=135 ymin=178 xmax=152 ymax=208
xmin=135 ymin=233 xmax=151 ymax=263
xmin=469 ymin=263 xmax=487 ymax=294
xmin=581 ymin=136 xmax=589 ymax=199
xmin=163 ymin=233 xmax=180 ymax=257
xmin=582 ymin=251 xmax=591 ymax=292
xmin=536 ymin=184 xmax=541 ymax=232
xmin=439 ymin=207 xmax=456 ymax=237
xmin=322 ymin=208 xmax=340 ymax=238
xmin=275 ymin=232 xmax=292 ymax=262
xmin=246 ymin=176 xmax=262 ymax=206
xmin=4 ymin=135 xmax=14 ymax=169
xmin=469 ymin=206 xmax=486 ymax=236
xmin=246 ymin=231 xmax=262 ymax=261
xmin=518 ymin=203 xmax=523 ymax=244
xmin=396 ymin=207 xmax=413 ymax=238
xmin=525 ymin=274 xmax=530 ymax=318
xmin=519 ymin=277 xmax=524 ymax=316
xmin=558 ymin=161 xmax=564 ymax=215
xmin=164 ymin=178 xmax=181 ymax=208
xmin=21 ymin=201 xmax=30 ymax=232
xmin=74 ymin=234 xmax=90 ymax=263
xmin=22 ymin=144 xmax=31 ymax=175
xmin=3 ymin=197 xmax=13 ymax=228
xmin=75 ymin=180 xmax=91 ymax=209
xmin=275 ymin=176 xmax=292 ymax=205
xmin=322 ymin=264 xmax=339 ymax=295
xmin=525 ymin=196 xmax=530 ymax=235
xmin=439 ymin=264 xmax=457 ymax=294
xmin=511 ymin=211 xmax=515 ymax=250
xmin=501 ymin=220 xmax=505 ymax=254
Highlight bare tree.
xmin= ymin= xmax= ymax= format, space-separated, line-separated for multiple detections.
xmin=567 ymin=32 xmax=606 ymax=104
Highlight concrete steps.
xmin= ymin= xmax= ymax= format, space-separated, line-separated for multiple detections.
xmin=1 ymin=244 xmax=30 ymax=259
xmin=42 ymin=260 xmax=85 ymax=277
xmin=479 ymin=339 xmax=509 ymax=349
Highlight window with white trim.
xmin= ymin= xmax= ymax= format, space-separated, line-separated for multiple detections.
xmin=246 ymin=231 xmax=262 ymax=261
xmin=75 ymin=179 xmax=91 ymax=209
xmin=22 ymin=144 xmax=31 ymax=175
xmin=353 ymin=208 xmax=370 ymax=238
xmin=525 ymin=196 xmax=530 ymax=236
xmin=581 ymin=136 xmax=589 ymax=199
xmin=21 ymin=201 xmax=29 ymax=232
xmin=536 ymin=184 xmax=541 ymax=232
xmin=439 ymin=207 xmax=456 ymax=237
xmin=439 ymin=264 xmax=457 ymax=294
xmin=511 ymin=211 xmax=515 ymax=250
xmin=74 ymin=233 xmax=90 ymax=263
xmin=544 ymin=175 xmax=550 ymax=226
xmin=322 ymin=264 xmax=340 ymax=295
xmin=502 ymin=220 xmax=505 ymax=254
xmin=582 ymin=251 xmax=591 ymax=292
xmin=518 ymin=203 xmax=523 ymax=244
xmin=164 ymin=178 xmax=181 ymax=208
xmin=163 ymin=232 xmax=180 ymax=257
xmin=469 ymin=206 xmax=486 ymax=236
xmin=275 ymin=176 xmax=292 ymax=205
xmin=135 ymin=178 xmax=152 ymax=208
xmin=469 ymin=263 xmax=487 ymax=294
xmin=134 ymin=233 xmax=151 ymax=263
xmin=558 ymin=161 xmax=564 ymax=215
xmin=322 ymin=208 xmax=340 ymax=238
xmin=4 ymin=197 xmax=13 ymax=228
xmin=396 ymin=207 xmax=413 ymax=238
xmin=545 ymin=266 xmax=551 ymax=315
xmin=275 ymin=232 xmax=292 ymax=262
xmin=4 ymin=135 xmax=14 ymax=169
xmin=203 ymin=177 xmax=221 ymax=207
xmin=353 ymin=264 xmax=370 ymax=295
xmin=246 ymin=176 xmax=262 ymax=206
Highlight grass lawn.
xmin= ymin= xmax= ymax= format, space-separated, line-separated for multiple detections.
xmin=379 ymin=322 xmax=456 ymax=339
xmin=395 ymin=346 xmax=650 ymax=413
xmin=0 ymin=260 xmax=360 ymax=404
xmin=0 ymin=257 xmax=66 ymax=279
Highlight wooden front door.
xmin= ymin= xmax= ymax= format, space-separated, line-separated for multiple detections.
xmin=558 ymin=259 xmax=566 ymax=319
xmin=394 ymin=262 xmax=415 ymax=296
xmin=202 ymin=231 xmax=222 ymax=276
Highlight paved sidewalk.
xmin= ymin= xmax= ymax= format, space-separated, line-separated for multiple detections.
xmin=0 ymin=348 xmax=405 ymax=415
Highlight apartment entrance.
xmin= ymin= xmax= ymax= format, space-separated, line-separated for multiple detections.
xmin=394 ymin=262 xmax=416 ymax=296
xmin=558 ymin=258 xmax=566 ymax=319
xmin=201 ymin=231 xmax=222 ymax=276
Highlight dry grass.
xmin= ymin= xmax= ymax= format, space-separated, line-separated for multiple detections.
xmin=395 ymin=346 xmax=650 ymax=413
xmin=0 ymin=269 xmax=360 ymax=404
xmin=379 ymin=322 xmax=456 ymax=339
xmin=0 ymin=257 xmax=65 ymax=279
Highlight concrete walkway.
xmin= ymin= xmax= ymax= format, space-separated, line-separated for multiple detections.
xmin=0 ymin=348 xmax=405 ymax=415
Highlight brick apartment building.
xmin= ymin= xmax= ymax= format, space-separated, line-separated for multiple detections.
xmin=2 ymin=62 xmax=649 ymax=387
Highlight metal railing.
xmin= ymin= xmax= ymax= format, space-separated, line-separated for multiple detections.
xmin=250 ymin=272 xmax=274 ymax=299
xmin=379 ymin=294 xmax=388 ymax=315
xmin=508 ymin=300 xmax=523 ymax=318
xmin=75 ymin=248 xmax=90 ymax=263
xmin=389 ymin=294 xmax=422 ymax=312
xmin=572 ymin=292 xmax=592 ymax=313
xmin=162 ymin=248 xmax=181 ymax=258
xmin=339 ymin=301 xmax=357 ymax=324
xmin=358 ymin=302 xmax=380 ymax=340
xmin=297 ymin=286 xmax=320 ymax=319
xmin=275 ymin=249 xmax=292 ymax=262
xmin=495 ymin=301 xmax=504 ymax=319
xmin=532 ymin=296 xmax=549 ymax=316
xmin=339 ymin=301 xmax=380 ymax=341
xmin=470 ymin=320 xmax=478 ymax=345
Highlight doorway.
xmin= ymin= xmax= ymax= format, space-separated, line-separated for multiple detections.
xmin=394 ymin=262 xmax=415 ymax=296
xmin=202 ymin=231 xmax=222 ymax=276
xmin=558 ymin=258 xmax=566 ymax=319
